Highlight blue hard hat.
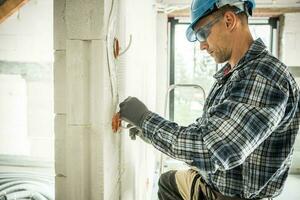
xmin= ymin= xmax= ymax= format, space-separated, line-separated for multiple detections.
xmin=186 ymin=0 xmax=256 ymax=42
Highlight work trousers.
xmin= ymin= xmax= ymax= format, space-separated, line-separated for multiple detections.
xmin=158 ymin=169 xmax=215 ymax=200
xmin=158 ymin=169 xmax=269 ymax=200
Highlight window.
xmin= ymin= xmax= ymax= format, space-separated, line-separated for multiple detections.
xmin=162 ymin=17 xmax=279 ymax=172
xmin=168 ymin=17 xmax=279 ymax=125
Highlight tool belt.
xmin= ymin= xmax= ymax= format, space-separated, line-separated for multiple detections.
xmin=190 ymin=174 xmax=269 ymax=200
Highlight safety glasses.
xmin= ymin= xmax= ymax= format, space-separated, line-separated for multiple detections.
xmin=194 ymin=15 xmax=222 ymax=42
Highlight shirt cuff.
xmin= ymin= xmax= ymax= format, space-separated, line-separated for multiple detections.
xmin=139 ymin=111 xmax=157 ymax=142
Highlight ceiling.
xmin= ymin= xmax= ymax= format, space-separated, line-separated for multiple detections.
xmin=256 ymin=0 xmax=300 ymax=7
xmin=155 ymin=0 xmax=300 ymax=16
xmin=156 ymin=0 xmax=300 ymax=8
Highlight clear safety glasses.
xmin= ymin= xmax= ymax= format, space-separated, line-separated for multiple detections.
xmin=194 ymin=15 xmax=222 ymax=42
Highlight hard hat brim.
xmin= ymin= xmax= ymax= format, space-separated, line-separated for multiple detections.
xmin=185 ymin=14 xmax=203 ymax=42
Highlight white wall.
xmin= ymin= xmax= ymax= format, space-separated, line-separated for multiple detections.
xmin=0 ymin=0 xmax=54 ymax=161
xmin=0 ymin=75 xmax=30 ymax=155
xmin=281 ymin=13 xmax=300 ymax=173
xmin=0 ymin=0 xmax=53 ymax=62
xmin=282 ymin=13 xmax=300 ymax=68
xmin=116 ymin=0 xmax=159 ymax=200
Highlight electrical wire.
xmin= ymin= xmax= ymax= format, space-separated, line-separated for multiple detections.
xmin=119 ymin=35 xmax=133 ymax=57
xmin=0 ymin=172 xmax=54 ymax=200
xmin=106 ymin=0 xmax=120 ymax=110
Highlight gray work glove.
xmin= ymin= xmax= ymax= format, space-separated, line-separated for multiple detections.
xmin=129 ymin=127 xmax=151 ymax=144
xmin=119 ymin=96 xmax=150 ymax=129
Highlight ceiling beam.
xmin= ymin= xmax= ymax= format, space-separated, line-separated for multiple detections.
xmin=254 ymin=7 xmax=300 ymax=17
xmin=0 ymin=0 xmax=28 ymax=24
xmin=168 ymin=7 xmax=300 ymax=18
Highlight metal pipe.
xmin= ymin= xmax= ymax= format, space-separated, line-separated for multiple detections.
xmin=164 ymin=84 xmax=206 ymax=118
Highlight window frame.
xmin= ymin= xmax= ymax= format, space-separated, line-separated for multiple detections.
xmin=168 ymin=16 xmax=279 ymax=121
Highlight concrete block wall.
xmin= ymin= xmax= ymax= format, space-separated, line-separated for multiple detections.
xmin=54 ymin=0 xmax=160 ymax=199
xmin=54 ymin=0 xmax=120 ymax=199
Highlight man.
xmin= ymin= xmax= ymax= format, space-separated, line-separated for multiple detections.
xmin=118 ymin=0 xmax=300 ymax=199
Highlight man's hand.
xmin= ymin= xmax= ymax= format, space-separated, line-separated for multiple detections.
xmin=119 ymin=96 xmax=149 ymax=128
xmin=129 ymin=127 xmax=151 ymax=144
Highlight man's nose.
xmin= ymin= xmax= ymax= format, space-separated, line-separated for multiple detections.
xmin=200 ymin=41 xmax=208 ymax=50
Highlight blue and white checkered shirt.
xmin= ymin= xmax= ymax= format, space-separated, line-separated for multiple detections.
xmin=141 ymin=39 xmax=300 ymax=199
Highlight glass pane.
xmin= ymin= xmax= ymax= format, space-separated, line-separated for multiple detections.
xmin=174 ymin=24 xmax=216 ymax=125
xmin=173 ymin=22 xmax=274 ymax=125
xmin=250 ymin=24 xmax=272 ymax=51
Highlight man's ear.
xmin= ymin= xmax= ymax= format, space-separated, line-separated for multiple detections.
xmin=223 ymin=11 xmax=237 ymax=31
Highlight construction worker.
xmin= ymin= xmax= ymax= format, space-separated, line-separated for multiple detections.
xmin=118 ymin=0 xmax=300 ymax=199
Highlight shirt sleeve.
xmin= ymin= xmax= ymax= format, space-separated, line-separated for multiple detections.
xmin=141 ymin=73 xmax=289 ymax=172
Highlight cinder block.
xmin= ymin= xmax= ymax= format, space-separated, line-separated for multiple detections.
xmin=54 ymin=50 xmax=67 ymax=114
xmin=65 ymin=125 xmax=91 ymax=200
xmin=65 ymin=0 xmax=105 ymax=40
xmin=66 ymin=40 xmax=90 ymax=125
xmin=54 ymin=0 xmax=67 ymax=50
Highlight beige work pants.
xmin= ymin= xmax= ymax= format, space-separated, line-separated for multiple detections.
xmin=175 ymin=169 xmax=216 ymax=200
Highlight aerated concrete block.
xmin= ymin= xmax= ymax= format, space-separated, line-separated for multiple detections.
xmin=65 ymin=125 xmax=91 ymax=200
xmin=89 ymin=129 xmax=104 ymax=199
xmin=54 ymin=0 xmax=67 ymax=50
xmin=65 ymin=0 xmax=105 ymax=40
xmin=54 ymin=50 xmax=67 ymax=114
xmin=55 ymin=114 xmax=67 ymax=175
xmin=55 ymin=176 xmax=67 ymax=200
xmin=90 ymin=40 xmax=114 ymax=126
xmin=66 ymin=40 xmax=90 ymax=125
xmin=54 ymin=113 xmax=67 ymax=199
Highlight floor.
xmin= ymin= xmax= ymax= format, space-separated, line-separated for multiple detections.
xmin=275 ymin=174 xmax=300 ymax=200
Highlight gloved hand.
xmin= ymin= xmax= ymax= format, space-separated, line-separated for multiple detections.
xmin=129 ymin=127 xmax=151 ymax=144
xmin=119 ymin=96 xmax=150 ymax=128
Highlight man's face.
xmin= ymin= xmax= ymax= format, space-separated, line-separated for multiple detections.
xmin=193 ymin=13 xmax=232 ymax=63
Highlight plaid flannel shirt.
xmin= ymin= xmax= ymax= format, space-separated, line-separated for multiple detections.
xmin=141 ymin=39 xmax=300 ymax=199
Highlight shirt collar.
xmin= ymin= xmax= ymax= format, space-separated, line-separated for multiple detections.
xmin=213 ymin=38 xmax=267 ymax=84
